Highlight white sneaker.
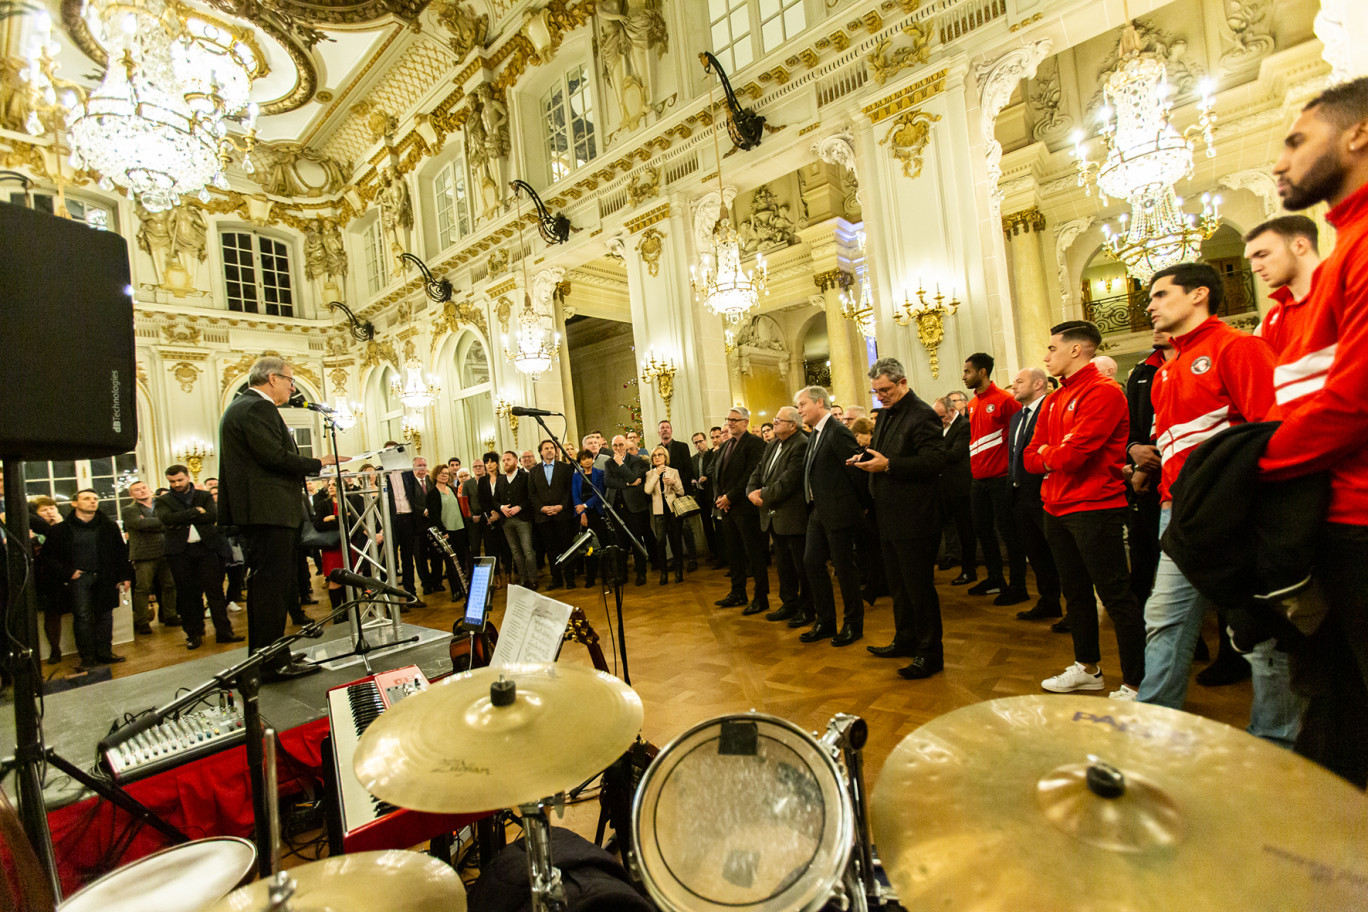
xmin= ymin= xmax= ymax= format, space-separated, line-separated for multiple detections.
xmin=1109 ymin=684 xmax=1137 ymax=701
xmin=227 ymin=601 xmax=243 ymax=613
xmin=1042 ymin=662 xmax=1105 ymax=693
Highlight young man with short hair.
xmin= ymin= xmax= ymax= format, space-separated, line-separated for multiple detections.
xmin=1243 ymin=214 xmax=1322 ymax=353
xmin=1025 ymin=322 xmax=1146 ymax=698
xmin=962 ymin=352 xmax=1027 ymax=605
xmin=42 ymin=490 xmax=131 ymax=670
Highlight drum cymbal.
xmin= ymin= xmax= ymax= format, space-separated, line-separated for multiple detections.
xmin=207 ymin=850 xmax=465 ymax=912
xmin=60 ymin=837 xmax=256 ymax=912
xmin=354 ymin=663 xmax=643 ymax=812
xmin=872 ymin=696 xmax=1368 ymax=911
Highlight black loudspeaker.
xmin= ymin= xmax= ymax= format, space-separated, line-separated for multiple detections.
xmin=0 ymin=203 xmax=137 ymax=459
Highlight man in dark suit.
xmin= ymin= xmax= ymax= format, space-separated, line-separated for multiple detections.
xmin=853 ymin=357 xmax=949 ymax=679
xmin=659 ymin=420 xmax=700 ymax=571
xmin=404 ymin=457 xmax=444 ymax=596
xmin=1006 ymin=368 xmax=1062 ymax=622
xmin=530 ymin=439 xmax=576 ymax=588
xmin=382 ymin=453 xmax=434 ymax=605
xmin=938 ymin=398 xmax=976 ymax=581
xmin=492 ymin=450 xmax=537 ymax=589
xmin=157 ymin=464 xmax=242 ymax=650
xmin=713 ymin=407 xmax=768 ymax=611
xmin=746 ymin=406 xmax=809 ymax=622
xmin=604 ymin=434 xmax=651 ymax=586
xmin=796 ymin=386 xmax=867 ymax=646
xmin=690 ymin=431 xmax=718 ymax=557
xmin=218 ymin=356 xmax=337 ymax=681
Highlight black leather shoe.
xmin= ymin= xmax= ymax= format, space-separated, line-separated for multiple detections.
xmin=134 ymin=623 xmax=154 ymax=636
xmin=968 ymin=578 xmax=1005 ymax=596
xmin=950 ymin=573 xmax=977 ymax=586
xmin=1016 ymin=604 xmax=1063 ymax=620
xmin=96 ymin=652 xmax=126 ymax=664
xmin=799 ymin=623 xmax=835 ymax=643
xmin=299 ymin=627 xmax=325 ymax=639
xmin=787 ymin=613 xmax=815 ymax=629
xmin=831 ymin=625 xmax=863 ymax=647
xmin=766 ymin=605 xmax=798 ymax=622
xmin=992 ymin=588 xmax=1030 ymax=607
xmin=660 ymin=571 xmax=669 ymax=586
xmin=742 ymin=599 xmax=769 ymax=616
xmin=715 ymin=594 xmax=748 ymax=608
xmin=867 ymin=642 xmax=917 ymax=659
xmin=898 ymin=657 xmax=944 ymax=679
xmin=1050 ymin=618 xmax=1072 ymax=633
xmin=216 ymin=633 xmax=245 ymax=644
xmin=263 ymin=661 xmax=321 ymax=683
xmin=635 ymin=573 xmax=647 ymax=586
xmin=687 ymin=560 xmax=699 ymax=572
xmin=160 ymin=615 xmax=182 ymax=627
xmin=186 ymin=636 xmax=202 ymax=650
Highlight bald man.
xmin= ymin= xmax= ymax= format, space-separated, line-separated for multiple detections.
xmin=1091 ymin=355 xmax=1119 ymax=383
xmin=1007 ymin=367 xmax=1062 ymax=622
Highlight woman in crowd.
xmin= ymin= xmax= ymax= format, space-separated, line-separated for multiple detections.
xmin=426 ymin=464 xmax=471 ymax=597
xmin=643 ymin=445 xmax=685 ymax=585
xmin=28 ymin=496 xmax=64 ymax=663
xmin=312 ymin=478 xmax=349 ymax=614
xmin=572 ymin=448 xmax=609 ymax=587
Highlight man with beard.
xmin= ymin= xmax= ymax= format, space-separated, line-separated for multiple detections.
xmin=1258 ymin=77 xmax=1368 ymax=785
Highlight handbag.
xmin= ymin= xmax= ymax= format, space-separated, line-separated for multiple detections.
xmin=299 ymin=522 xmax=340 ymax=551
xmin=671 ymin=494 xmax=700 ymax=518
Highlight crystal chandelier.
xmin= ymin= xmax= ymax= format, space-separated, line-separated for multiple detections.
xmin=1073 ymin=25 xmax=1221 ymax=282
xmin=46 ymin=0 xmax=260 ymax=212
xmin=331 ymin=398 xmax=362 ymax=431
xmin=504 ymin=296 xmax=562 ymax=379
xmin=691 ymin=63 xmax=768 ymax=324
xmin=391 ymin=357 xmax=441 ymax=409
xmin=840 ymin=230 xmax=876 ymax=341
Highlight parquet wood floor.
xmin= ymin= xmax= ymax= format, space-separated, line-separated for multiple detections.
xmin=63 ymin=559 xmax=1256 ymax=796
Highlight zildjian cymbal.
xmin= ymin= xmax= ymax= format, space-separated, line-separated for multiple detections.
xmin=208 ymin=850 xmax=465 ymax=912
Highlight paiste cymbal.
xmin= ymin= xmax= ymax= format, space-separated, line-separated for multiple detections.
xmin=872 ymin=695 xmax=1368 ymax=911
xmin=207 ymin=850 xmax=465 ymax=912
xmin=354 ymin=663 xmax=643 ymax=813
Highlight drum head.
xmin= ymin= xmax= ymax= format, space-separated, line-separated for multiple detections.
xmin=633 ymin=713 xmax=852 ymax=912
xmin=59 ymin=836 xmax=256 ymax=912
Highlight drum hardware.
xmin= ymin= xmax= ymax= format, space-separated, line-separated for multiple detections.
xmin=871 ymin=695 xmax=1368 ymax=910
xmin=816 ymin=714 xmax=885 ymax=911
xmin=519 ymin=795 xmax=569 ymax=912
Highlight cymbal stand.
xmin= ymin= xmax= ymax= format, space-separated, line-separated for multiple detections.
xmin=519 ymin=795 xmax=566 ymax=912
xmin=820 ymin=713 xmax=887 ymax=910
xmin=262 ymin=726 xmax=296 ymax=911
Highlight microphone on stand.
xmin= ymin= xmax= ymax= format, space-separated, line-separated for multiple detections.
xmin=556 ymin=528 xmax=598 ymax=567
xmin=287 ymin=393 xmax=335 ymax=415
xmin=326 ymin=568 xmax=417 ymax=602
xmin=510 ymin=406 xmax=563 ymax=417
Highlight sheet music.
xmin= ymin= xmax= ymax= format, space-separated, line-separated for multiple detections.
xmin=491 ymin=585 xmax=573 ymax=666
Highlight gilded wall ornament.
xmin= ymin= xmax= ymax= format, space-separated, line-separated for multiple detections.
xmin=635 ymin=228 xmax=664 ymax=277
xmin=161 ymin=323 xmax=202 ymax=346
xmin=435 ymin=0 xmax=489 ymax=60
xmin=170 ymin=362 xmax=202 ymax=394
xmin=881 ymin=108 xmax=941 ymax=179
xmin=496 ymin=296 xmax=513 ymax=333
xmin=329 ymin=366 xmax=350 ymax=392
xmin=360 ymin=338 xmax=399 ymax=370
xmin=627 ymin=168 xmax=661 ymax=207
xmin=867 ymin=19 xmax=935 ymax=86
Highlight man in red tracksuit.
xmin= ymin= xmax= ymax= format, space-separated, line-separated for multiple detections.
xmin=1024 ymin=321 xmax=1146 ymax=697
xmin=1257 ymin=76 xmax=1368 ymax=786
xmin=1135 ymin=264 xmax=1299 ymax=742
xmin=1243 ymin=215 xmax=1321 ymax=354
xmin=960 ymin=352 xmax=1026 ymax=604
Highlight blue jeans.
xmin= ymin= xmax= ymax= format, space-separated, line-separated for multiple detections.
xmin=1139 ymin=509 xmax=1303 ymax=747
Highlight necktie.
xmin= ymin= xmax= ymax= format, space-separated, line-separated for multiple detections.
xmin=804 ymin=426 xmax=820 ymax=502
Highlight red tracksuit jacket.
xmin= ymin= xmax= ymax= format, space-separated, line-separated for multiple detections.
xmin=1260 ymin=181 xmax=1368 ymax=526
xmin=967 ymin=383 xmax=1020 ymax=479
xmin=1255 ymin=285 xmax=1314 ymax=356
xmin=1152 ymin=316 xmax=1276 ymax=503
xmin=1023 ymin=362 xmax=1129 ymax=517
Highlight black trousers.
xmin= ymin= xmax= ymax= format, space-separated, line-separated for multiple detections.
xmin=168 ymin=545 xmax=233 ymax=640
xmin=971 ymin=476 xmax=1026 ymax=588
xmin=435 ymin=527 xmax=472 ymax=596
xmin=1292 ymin=523 xmax=1368 ymax=787
xmin=772 ymin=530 xmax=809 ymax=613
xmin=650 ymin=511 xmax=683 ymax=572
xmin=1127 ymin=488 xmax=1163 ymax=606
xmin=805 ymin=513 xmax=862 ymax=630
xmin=943 ymin=493 xmax=975 ymax=572
xmin=721 ymin=508 xmax=769 ymax=600
xmin=699 ymin=497 xmax=718 ymax=555
xmin=537 ymin=514 xmax=575 ymax=583
xmin=1012 ymin=486 xmax=1061 ymax=608
xmin=238 ymin=525 xmax=299 ymax=670
xmin=1043 ymin=508 xmax=1145 ymax=686
xmin=391 ymin=513 xmax=420 ymax=594
xmin=882 ymin=533 xmax=942 ymax=659
xmin=609 ymin=508 xmax=652 ymax=577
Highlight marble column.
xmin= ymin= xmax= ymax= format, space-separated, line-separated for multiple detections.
xmin=800 ymin=218 xmax=863 ymax=408
xmin=1002 ymin=207 xmax=1053 ymax=364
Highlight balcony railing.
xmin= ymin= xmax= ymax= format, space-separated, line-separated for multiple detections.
xmin=1084 ymin=268 xmax=1258 ymax=337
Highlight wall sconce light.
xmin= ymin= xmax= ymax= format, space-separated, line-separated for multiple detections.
xmin=639 ymin=351 xmax=678 ymax=422
xmin=896 ymin=281 xmax=961 ymax=379
xmin=176 ymin=439 xmax=214 ymax=481
xmin=494 ymin=397 xmax=519 ymax=437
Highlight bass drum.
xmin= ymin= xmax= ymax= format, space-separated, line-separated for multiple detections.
xmin=632 ymin=713 xmax=853 ymax=912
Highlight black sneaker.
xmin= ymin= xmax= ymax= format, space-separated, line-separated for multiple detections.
xmin=967 ymin=579 xmax=1004 ymax=596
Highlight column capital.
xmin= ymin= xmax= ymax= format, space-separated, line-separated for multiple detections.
xmin=1002 ymin=207 xmax=1047 ymax=237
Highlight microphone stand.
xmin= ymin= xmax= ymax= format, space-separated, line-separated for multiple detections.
xmin=96 ymin=595 xmax=373 ymax=879
xmin=529 ymin=414 xmax=646 ymax=685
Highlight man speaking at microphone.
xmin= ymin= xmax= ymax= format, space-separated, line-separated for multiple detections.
xmin=219 ymin=356 xmax=342 ymax=682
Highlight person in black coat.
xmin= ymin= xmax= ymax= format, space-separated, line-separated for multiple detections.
xmin=156 ymin=465 xmax=240 ymax=650
xmin=746 ymin=406 xmax=810 ymax=624
xmin=1005 ymin=369 xmax=1062 ymax=622
xmin=42 ymin=490 xmax=131 ymax=670
xmin=217 ymin=357 xmax=336 ymax=681
xmin=713 ymin=407 xmax=768 ymax=610
xmin=691 ymin=430 xmax=719 ymax=559
xmin=938 ymin=399 xmax=976 ymax=582
xmin=529 ymin=439 xmax=577 ymax=589
xmin=853 ymin=358 xmax=949 ymax=679
xmin=604 ymin=435 xmax=651 ymax=586
xmin=658 ymin=421 xmax=700 ymax=571
xmin=491 ymin=451 xmax=537 ymax=589
xmin=796 ymin=387 xmax=868 ymax=646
